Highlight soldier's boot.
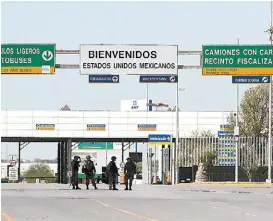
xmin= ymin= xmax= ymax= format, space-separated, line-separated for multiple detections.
xmin=72 ymin=185 xmax=76 ymax=190
xmin=124 ymin=184 xmax=128 ymax=190
xmin=113 ymin=183 xmax=118 ymax=190
xmin=86 ymin=184 xmax=89 ymax=190
xmin=92 ymin=181 xmax=98 ymax=190
xmin=76 ymin=186 xmax=81 ymax=190
xmin=129 ymin=185 xmax=132 ymax=191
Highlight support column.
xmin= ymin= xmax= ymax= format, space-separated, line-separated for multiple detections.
xmin=57 ymin=142 xmax=61 ymax=183
xmin=122 ymin=139 xmax=124 ymax=162
xmin=61 ymin=141 xmax=65 ymax=184
xmin=18 ymin=142 xmax=21 ymax=182
xmin=142 ymin=144 xmax=148 ymax=184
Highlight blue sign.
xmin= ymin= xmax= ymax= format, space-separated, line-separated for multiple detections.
xmin=219 ymin=159 xmax=236 ymax=166
xmin=139 ymin=75 xmax=178 ymax=83
xmin=218 ymin=131 xmax=234 ymax=137
xmin=232 ymin=76 xmax=271 ymax=84
xmin=89 ymin=75 xmax=119 ymax=83
xmin=148 ymin=134 xmax=172 ymax=145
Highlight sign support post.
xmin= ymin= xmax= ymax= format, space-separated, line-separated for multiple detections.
xmin=235 ymin=38 xmax=240 ymax=183
xmin=267 ymin=1 xmax=273 ymax=183
xmin=175 ymin=79 xmax=179 ymax=184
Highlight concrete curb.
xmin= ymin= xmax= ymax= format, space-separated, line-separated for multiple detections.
xmin=178 ymin=182 xmax=273 ymax=187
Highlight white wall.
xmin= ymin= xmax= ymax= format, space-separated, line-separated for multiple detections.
xmin=1 ymin=110 xmax=230 ymax=138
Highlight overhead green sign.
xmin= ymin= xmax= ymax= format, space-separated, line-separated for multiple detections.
xmin=78 ymin=142 xmax=114 ymax=150
xmin=202 ymin=45 xmax=273 ymax=76
xmin=1 ymin=44 xmax=56 ymax=74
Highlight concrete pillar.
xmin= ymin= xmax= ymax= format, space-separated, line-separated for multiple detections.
xmin=67 ymin=139 xmax=72 ymax=185
xmin=142 ymin=144 xmax=148 ymax=184
xmin=57 ymin=142 xmax=61 ymax=183
xmin=158 ymin=145 xmax=163 ymax=182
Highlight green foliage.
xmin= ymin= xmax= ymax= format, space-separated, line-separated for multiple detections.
xmin=199 ymin=151 xmax=218 ymax=172
xmin=23 ymin=163 xmax=55 ymax=183
xmin=228 ymin=84 xmax=269 ymax=137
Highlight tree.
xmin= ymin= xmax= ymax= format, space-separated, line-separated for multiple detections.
xmin=199 ymin=151 xmax=218 ymax=177
xmin=228 ymin=84 xmax=269 ymax=137
xmin=240 ymin=144 xmax=260 ymax=182
xmin=180 ymin=130 xmax=217 ymax=167
xmin=23 ymin=163 xmax=55 ymax=183
xmin=190 ymin=129 xmax=216 ymax=137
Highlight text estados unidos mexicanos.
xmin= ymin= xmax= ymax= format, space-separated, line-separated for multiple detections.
xmin=83 ymin=62 xmax=175 ymax=70
xmin=83 ymin=50 xmax=176 ymax=70
xmin=203 ymin=48 xmax=273 ymax=65
xmin=1 ymin=47 xmax=41 ymax=64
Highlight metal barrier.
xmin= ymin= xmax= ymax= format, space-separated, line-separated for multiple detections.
xmin=178 ymin=137 xmax=270 ymax=167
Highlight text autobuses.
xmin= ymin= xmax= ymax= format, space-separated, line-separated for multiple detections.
xmin=1 ymin=47 xmax=41 ymax=64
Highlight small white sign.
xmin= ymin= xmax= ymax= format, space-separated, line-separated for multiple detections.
xmin=42 ymin=65 xmax=50 ymax=74
xmin=80 ymin=44 xmax=178 ymax=75
xmin=8 ymin=167 xmax=18 ymax=181
xmin=234 ymin=126 xmax=239 ymax=136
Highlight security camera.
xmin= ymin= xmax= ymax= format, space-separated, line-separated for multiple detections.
xmin=233 ymin=113 xmax=237 ymax=117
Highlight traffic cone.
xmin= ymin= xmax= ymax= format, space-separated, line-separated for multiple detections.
xmin=167 ymin=172 xmax=171 ymax=185
xmin=121 ymin=172 xmax=125 ymax=184
xmin=153 ymin=175 xmax=157 ymax=184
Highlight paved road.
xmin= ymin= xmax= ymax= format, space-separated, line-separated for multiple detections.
xmin=1 ymin=183 xmax=273 ymax=221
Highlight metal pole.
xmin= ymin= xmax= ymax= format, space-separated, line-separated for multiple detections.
xmin=106 ymin=142 xmax=108 ymax=166
xmin=235 ymin=38 xmax=240 ymax=183
xmin=146 ymin=84 xmax=149 ymax=111
xmin=267 ymin=1 xmax=273 ymax=183
xmin=175 ymin=78 xmax=179 ymax=184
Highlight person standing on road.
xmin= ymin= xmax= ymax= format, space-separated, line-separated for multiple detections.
xmin=106 ymin=156 xmax=119 ymax=190
xmin=71 ymin=156 xmax=81 ymax=190
xmin=124 ymin=157 xmax=136 ymax=190
xmin=82 ymin=155 xmax=98 ymax=190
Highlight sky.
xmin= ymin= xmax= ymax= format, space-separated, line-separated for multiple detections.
xmin=1 ymin=0 xmax=271 ymax=160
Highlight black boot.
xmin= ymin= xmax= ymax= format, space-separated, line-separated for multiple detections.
xmin=124 ymin=185 xmax=128 ymax=190
xmin=113 ymin=183 xmax=118 ymax=190
xmin=76 ymin=186 xmax=81 ymax=190
xmin=129 ymin=185 xmax=132 ymax=190
xmin=72 ymin=185 xmax=75 ymax=190
xmin=86 ymin=185 xmax=89 ymax=190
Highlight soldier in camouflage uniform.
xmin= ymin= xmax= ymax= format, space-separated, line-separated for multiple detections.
xmin=124 ymin=157 xmax=136 ymax=190
xmin=106 ymin=156 xmax=119 ymax=190
xmin=82 ymin=155 xmax=98 ymax=190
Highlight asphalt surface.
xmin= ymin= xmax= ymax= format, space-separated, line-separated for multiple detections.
xmin=1 ymin=183 xmax=273 ymax=221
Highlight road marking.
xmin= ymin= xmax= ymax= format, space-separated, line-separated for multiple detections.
xmin=245 ymin=213 xmax=256 ymax=217
xmin=94 ymin=200 xmax=158 ymax=221
xmin=1 ymin=210 xmax=14 ymax=221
